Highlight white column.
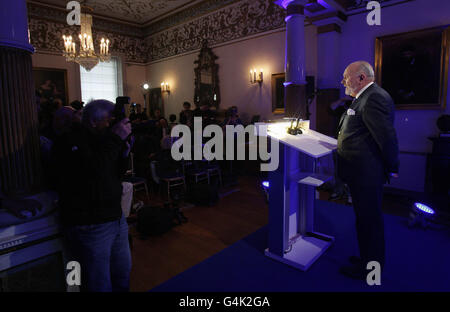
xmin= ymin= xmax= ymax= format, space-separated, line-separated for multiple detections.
xmin=276 ymin=0 xmax=309 ymax=117
xmin=285 ymin=3 xmax=307 ymax=85
xmin=0 ymin=0 xmax=34 ymax=52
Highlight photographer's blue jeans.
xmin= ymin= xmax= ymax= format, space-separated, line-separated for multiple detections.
xmin=64 ymin=217 xmax=131 ymax=292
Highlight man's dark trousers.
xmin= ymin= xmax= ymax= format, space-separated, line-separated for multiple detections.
xmin=347 ymin=181 xmax=385 ymax=268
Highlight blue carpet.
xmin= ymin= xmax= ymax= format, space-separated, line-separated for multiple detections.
xmin=151 ymin=200 xmax=450 ymax=292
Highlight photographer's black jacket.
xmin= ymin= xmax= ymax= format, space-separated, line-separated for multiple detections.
xmin=52 ymin=123 xmax=128 ymax=226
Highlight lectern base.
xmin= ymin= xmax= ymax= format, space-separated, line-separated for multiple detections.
xmin=265 ymin=232 xmax=334 ymax=271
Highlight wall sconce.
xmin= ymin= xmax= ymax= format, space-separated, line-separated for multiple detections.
xmin=141 ymin=82 xmax=150 ymax=92
xmin=161 ymin=81 xmax=170 ymax=94
xmin=141 ymin=82 xmax=150 ymax=108
xmin=250 ymin=68 xmax=263 ymax=85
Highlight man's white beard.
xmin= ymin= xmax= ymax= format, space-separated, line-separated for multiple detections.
xmin=345 ymin=87 xmax=352 ymax=96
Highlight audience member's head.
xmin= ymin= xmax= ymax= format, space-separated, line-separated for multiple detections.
xmin=230 ymin=106 xmax=238 ymax=116
xmin=53 ymin=106 xmax=76 ymax=136
xmin=53 ymin=97 xmax=63 ymax=109
xmin=116 ymin=96 xmax=130 ymax=106
xmin=70 ymin=100 xmax=84 ymax=111
xmin=136 ymin=103 xmax=142 ymax=113
xmin=169 ymin=114 xmax=176 ymax=123
xmin=158 ymin=118 xmax=168 ymax=129
xmin=82 ymin=99 xmax=115 ymax=131
xmin=154 ymin=108 xmax=162 ymax=119
xmin=183 ymin=101 xmax=191 ymax=111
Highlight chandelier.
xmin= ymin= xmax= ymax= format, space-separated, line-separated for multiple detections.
xmin=62 ymin=7 xmax=110 ymax=71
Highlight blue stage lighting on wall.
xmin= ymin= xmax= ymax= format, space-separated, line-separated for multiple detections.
xmin=262 ymin=181 xmax=269 ymax=188
xmin=409 ymin=202 xmax=436 ymax=228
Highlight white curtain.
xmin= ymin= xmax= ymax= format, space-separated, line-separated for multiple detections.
xmin=80 ymin=58 xmax=121 ymax=104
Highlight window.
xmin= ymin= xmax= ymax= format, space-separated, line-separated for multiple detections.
xmin=80 ymin=57 xmax=123 ymax=104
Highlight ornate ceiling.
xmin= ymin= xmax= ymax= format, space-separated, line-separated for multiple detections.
xmin=28 ymin=0 xmax=205 ymax=25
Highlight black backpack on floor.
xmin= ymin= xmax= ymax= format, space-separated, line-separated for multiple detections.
xmin=137 ymin=205 xmax=174 ymax=236
xmin=136 ymin=203 xmax=187 ymax=237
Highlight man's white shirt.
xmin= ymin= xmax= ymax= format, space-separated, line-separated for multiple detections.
xmin=355 ymin=81 xmax=374 ymax=99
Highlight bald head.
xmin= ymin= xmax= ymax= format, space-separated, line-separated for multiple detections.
xmin=348 ymin=61 xmax=375 ymax=80
xmin=342 ymin=61 xmax=375 ymax=97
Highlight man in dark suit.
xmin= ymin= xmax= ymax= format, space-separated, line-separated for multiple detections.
xmin=337 ymin=61 xmax=399 ymax=280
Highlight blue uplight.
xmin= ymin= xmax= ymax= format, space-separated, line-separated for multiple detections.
xmin=262 ymin=181 xmax=269 ymax=188
xmin=414 ymin=202 xmax=435 ymax=215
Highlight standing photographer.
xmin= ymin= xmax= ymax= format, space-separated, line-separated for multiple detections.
xmin=52 ymin=100 xmax=132 ymax=292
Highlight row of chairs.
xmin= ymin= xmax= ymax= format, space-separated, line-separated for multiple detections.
xmin=150 ymin=159 xmax=222 ymax=200
xmin=123 ymin=153 xmax=222 ymax=203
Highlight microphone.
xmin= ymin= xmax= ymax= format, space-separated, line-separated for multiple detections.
xmin=287 ymin=102 xmax=304 ymax=136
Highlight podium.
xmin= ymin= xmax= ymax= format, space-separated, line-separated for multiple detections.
xmin=263 ymin=121 xmax=337 ymax=271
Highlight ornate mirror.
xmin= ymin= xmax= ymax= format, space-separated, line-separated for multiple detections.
xmin=194 ymin=41 xmax=220 ymax=108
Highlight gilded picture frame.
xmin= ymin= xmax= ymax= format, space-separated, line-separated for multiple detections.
xmin=375 ymin=26 xmax=449 ymax=110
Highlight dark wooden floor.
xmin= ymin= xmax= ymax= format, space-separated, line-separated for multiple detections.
xmin=128 ymin=173 xmax=421 ymax=292
xmin=129 ymin=175 xmax=268 ymax=292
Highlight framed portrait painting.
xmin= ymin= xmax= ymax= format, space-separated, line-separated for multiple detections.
xmin=33 ymin=68 xmax=69 ymax=106
xmin=271 ymin=73 xmax=285 ymax=114
xmin=149 ymin=87 xmax=163 ymax=118
xmin=375 ymin=26 xmax=449 ymax=110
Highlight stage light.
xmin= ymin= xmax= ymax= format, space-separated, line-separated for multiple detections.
xmin=414 ymin=202 xmax=435 ymax=215
xmin=262 ymin=181 xmax=269 ymax=188
xmin=408 ymin=202 xmax=436 ymax=228
xmin=142 ymin=83 xmax=149 ymax=90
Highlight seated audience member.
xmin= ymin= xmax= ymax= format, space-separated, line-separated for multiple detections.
xmin=70 ymin=100 xmax=84 ymax=111
xmin=70 ymin=100 xmax=84 ymax=123
xmin=129 ymin=103 xmax=148 ymax=123
xmin=222 ymin=106 xmax=242 ymax=127
xmin=152 ymin=108 xmax=168 ymax=137
xmin=52 ymin=99 xmax=132 ymax=292
xmin=169 ymin=114 xmax=177 ymax=131
xmin=198 ymin=101 xmax=215 ymax=127
xmin=132 ymin=125 xmax=160 ymax=178
xmin=41 ymin=106 xmax=78 ymax=188
xmin=38 ymin=99 xmax=59 ymax=138
xmin=153 ymin=108 xmax=166 ymax=122
xmin=52 ymin=106 xmax=77 ymax=137
xmin=179 ymin=101 xmax=193 ymax=127
xmin=53 ymin=97 xmax=64 ymax=109
xmin=155 ymin=136 xmax=183 ymax=179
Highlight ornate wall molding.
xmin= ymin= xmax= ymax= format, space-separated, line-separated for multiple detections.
xmin=28 ymin=18 xmax=149 ymax=63
xmin=28 ymin=0 xmax=287 ymax=63
xmin=143 ymin=0 xmax=242 ymax=36
xmin=148 ymin=0 xmax=286 ymax=62
xmin=27 ymin=3 xmax=143 ymax=37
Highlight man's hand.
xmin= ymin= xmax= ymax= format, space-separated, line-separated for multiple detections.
xmin=330 ymin=95 xmax=353 ymax=110
xmin=390 ymin=173 xmax=399 ymax=178
xmin=111 ymin=118 xmax=132 ymax=141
